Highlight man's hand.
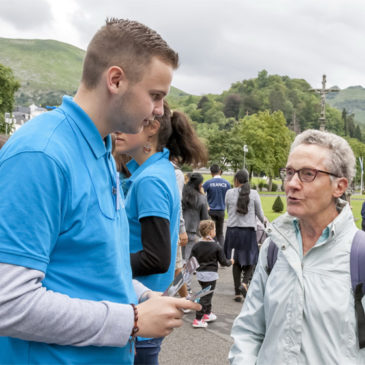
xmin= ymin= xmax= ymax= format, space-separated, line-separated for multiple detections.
xmin=136 ymin=296 xmax=201 ymax=338
xmin=178 ymin=232 xmax=188 ymax=247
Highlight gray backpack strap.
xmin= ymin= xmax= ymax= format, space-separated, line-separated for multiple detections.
xmin=351 ymin=230 xmax=365 ymax=349
xmin=351 ymin=230 xmax=365 ymax=294
xmin=266 ymin=240 xmax=278 ymax=275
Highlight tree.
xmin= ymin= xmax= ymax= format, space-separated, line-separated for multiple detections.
xmin=347 ymin=113 xmax=356 ymax=138
xmin=355 ymin=125 xmax=362 ymax=141
xmin=257 ymin=70 xmax=269 ymax=88
xmin=240 ymin=94 xmax=261 ymax=117
xmin=269 ymin=87 xmax=286 ymax=112
xmin=233 ymin=110 xmax=294 ymax=188
xmin=342 ymin=108 xmax=348 ymax=136
xmin=207 ymin=129 xmax=235 ymax=170
xmin=272 ymin=196 xmax=284 ymax=212
xmin=0 ymin=63 xmax=20 ymax=134
xmin=223 ymin=94 xmax=241 ymax=120
xmin=197 ymin=95 xmax=210 ymax=110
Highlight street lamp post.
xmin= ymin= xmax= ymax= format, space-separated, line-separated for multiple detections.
xmin=243 ymin=145 xmax=248 ymax=170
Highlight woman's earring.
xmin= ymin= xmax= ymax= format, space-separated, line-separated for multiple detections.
xmin=143 ymin=142 xmax=152 ymax=154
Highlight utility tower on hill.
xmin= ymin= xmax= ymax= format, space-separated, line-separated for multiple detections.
xmin=310 ymin=75 xmax=339 ymax=131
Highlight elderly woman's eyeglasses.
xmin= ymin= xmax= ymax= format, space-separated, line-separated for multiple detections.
xmin=280 ymin=167 xmax=339 ymax=183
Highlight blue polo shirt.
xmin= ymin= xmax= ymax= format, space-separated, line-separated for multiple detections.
xmin=0 ymin=96 xmax=137 ymax=364
xmin=125 ymin=149 xmax=179 ymax=292
xmin=203 ymin=176 xmax=231 ymax=211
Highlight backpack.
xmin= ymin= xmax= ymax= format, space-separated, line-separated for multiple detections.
xmin=266 ymin=230 xmax=365 ymax=349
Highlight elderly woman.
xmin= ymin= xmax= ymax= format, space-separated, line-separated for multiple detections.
xmin=229 ymin=129 xmax=365 ymax=364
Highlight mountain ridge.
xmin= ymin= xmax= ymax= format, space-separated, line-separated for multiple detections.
xmin=1 ymin=37 xmax=365 ymax=125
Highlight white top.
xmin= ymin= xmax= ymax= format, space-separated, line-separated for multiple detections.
xmin=225 ymin=188 xmax=265 ymax=229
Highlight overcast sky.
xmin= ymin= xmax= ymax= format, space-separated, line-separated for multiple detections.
xmin=0 ymin=0 xmax=364 ymax=95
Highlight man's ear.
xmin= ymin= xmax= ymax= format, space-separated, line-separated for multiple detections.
xmin=333 ymin=177 xmax=348 ymax=198
xmin=106 ymin=66 xmax=128 ymax=94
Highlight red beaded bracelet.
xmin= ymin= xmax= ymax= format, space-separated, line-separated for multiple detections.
xmin=129 ymin=304 xmax=139 ymax=354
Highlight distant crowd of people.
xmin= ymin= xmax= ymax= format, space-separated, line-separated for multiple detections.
xmin=0 ymin=17 xmax=365 ymax=365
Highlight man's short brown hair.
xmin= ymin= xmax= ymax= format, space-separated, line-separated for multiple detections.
xmin=81 ymin=18 xmax=179 ymax=89
xmin=199 ymin=220 xmax=215 ymax=238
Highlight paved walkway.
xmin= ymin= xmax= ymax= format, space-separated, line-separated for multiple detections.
xmin=159 ymin=265 xmax=243 ymax=365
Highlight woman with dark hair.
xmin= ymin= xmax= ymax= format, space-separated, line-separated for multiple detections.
xmin=224 ymin=169 xmax=266 ymax=302
xmin=113 ymin=101 xmax=207 ymax=365
xmin=182 ymin=172 xmax=209 ymax=263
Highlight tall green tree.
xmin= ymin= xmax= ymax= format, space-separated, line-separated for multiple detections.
xmin=342 ymin=108 xmax=348 ymax=136
xmin=223 ymin=94 xmax=241 ymax=120
xmin=233 ymin=110 xmax=293 ymax=188
xmin=0 ymin=63 xmax=20 ymax=134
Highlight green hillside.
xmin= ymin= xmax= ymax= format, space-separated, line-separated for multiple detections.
xmin=0 ymin=37 xmax=189 ymax=107
xmin=327 ymin=86 xmax=365 ymax=126
xmin=0 ymin=38 xmax=85 ymax=106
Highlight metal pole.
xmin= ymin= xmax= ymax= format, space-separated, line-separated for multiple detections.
xmin=243 ymin=145 xmax=248 ymax=170
xmin=359 ymin=157 xmax=364 ymax=194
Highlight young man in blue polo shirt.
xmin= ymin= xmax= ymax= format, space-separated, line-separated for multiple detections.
xmin=0 ymin=19 xmax=199 ymax=365
xmin=203 ymin=164 xmax=231 ymax=247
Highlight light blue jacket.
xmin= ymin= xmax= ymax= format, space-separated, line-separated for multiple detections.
xmin=229 ymin=202 xmax=365 ymax=364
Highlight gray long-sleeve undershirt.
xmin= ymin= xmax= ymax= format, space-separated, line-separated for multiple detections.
xmin=0 ymin=263 xmax=149 ymax=347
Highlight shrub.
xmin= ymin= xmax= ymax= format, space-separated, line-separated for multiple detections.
xmin=258 ymin=181 xmax=265 ymax=191
xmin=272 ymin=195 xmax=284 ymax=212
xmin=271 ymin=183 xmax=278 ymax=192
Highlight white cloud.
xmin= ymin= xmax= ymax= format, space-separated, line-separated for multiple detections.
xmin=0 ymin=0 xmax=53 ymax=31
xmin=1 ymin=0 xmax=365 ymax=94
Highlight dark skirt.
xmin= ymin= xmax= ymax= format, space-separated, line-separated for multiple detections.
xmin=224 ymin=227 xmax=258 ymax=266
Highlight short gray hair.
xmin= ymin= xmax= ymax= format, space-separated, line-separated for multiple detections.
xmin=290 ymin=129 xmax=356 ymax=184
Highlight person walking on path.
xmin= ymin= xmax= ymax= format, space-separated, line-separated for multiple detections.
xmin=182 ymin=173 xmax=210 ymax=264
xmin=190 ymin=220 xmax=233 ymax=328
xmin=229 ymin=129 xmax=365 ymax=364
xmin=0 ymin=19 xmax=200 ymax=365
xmin=224 ymin=169 xmax=266 ymax=302
xmin=203 ymin=164 xmax=231 ymax=247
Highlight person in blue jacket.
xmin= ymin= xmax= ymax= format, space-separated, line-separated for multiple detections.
xmin=0 ymin=19 xmax=199 ymax=365
xmin=203 ymin=164 xmax=231 ymax=247
xmin=113 ymin=101 xmax=207 ymax=365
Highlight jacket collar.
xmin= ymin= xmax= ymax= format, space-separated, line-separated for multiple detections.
xmin=268 ymin=200 xmax=354 ymax=251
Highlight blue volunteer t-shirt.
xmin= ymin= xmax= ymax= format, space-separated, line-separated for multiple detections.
xmin=0 ymin=96 xmax=137 ymax=364
xmin=203 ymin=176 xmax=231 ymax=211
xmin=125 ymin=149 xmax=179 ymax=292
